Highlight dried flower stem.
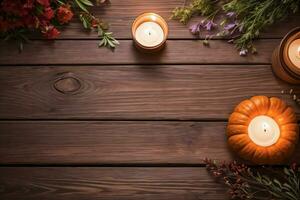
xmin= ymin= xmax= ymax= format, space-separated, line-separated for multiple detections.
xmin=204 ymin=159 xmax=300 ymax=199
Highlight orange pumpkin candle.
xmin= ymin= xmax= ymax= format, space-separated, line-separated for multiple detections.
xmin=227 ymin=96 xmax=299 ymax=164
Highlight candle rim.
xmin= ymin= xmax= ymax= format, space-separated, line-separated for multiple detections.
xmin=280 ymin=27 xmax=300 ymax=76
xmin=131 ymin=12 xmax=169 ymax=49
xmin=287 ymin=38 xmax=300 ymax=68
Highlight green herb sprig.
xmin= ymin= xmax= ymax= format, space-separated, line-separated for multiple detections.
xmin=223 ymin=0 xmax=300 ymax=53
xmin=171 ymin=0 xmax=217 ymax=24
xmin=171 ymin=0 xmax=300 ymax=55
xmin=75 ymin=0 xmax=119 ymax=49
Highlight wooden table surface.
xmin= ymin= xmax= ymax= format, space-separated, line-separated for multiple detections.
xmin=1 ymin=0 xmax=300 ymax=199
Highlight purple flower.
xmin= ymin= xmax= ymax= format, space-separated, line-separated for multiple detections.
xmin=239 ymin=49 xmax=248 ymax=56
xmin=189 ymin=23 xmax=201 ymax=35
xmin=204 ymin=20 xmax=216 ymax=31
xmin=226 ymin=12 xmax=236 ymax=18
xmin=224 ymin=23 xmax=236 ymax=30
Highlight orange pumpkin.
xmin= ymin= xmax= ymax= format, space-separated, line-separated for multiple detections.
xmin=227 ymin=96 xmax=299 ymax=164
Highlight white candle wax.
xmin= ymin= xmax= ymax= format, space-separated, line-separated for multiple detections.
xmin=135 ymin=21 xmax=164 ymax=47
xmin=248 ymin=115 xmax=280 ymax=147
xmin=288 ymin=39 xmax=300 ymax=68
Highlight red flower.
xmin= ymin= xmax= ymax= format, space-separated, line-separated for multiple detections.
xmin=91 ymin=19 xmax=99 ymax=28
xmin=0 ymin=19 xmax=9 ymax=32
xmin=37 ymin=0 xmax=50 ymax=7
xmin=42 ymin=25 xmax=60 ymax=39
xmin=23 ymin=15 xmax=38 ymax=28
xmin=44 ymin=7 xmax=54 ymax=20
xmin=23 ymin=0 xmax=34 ymax=9
xmin=1 ymin=0 xmax=22 ymax=15
xmin=56 ymin=5 xmax=73 ymax=24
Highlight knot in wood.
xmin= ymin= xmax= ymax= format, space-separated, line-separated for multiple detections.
xmin=54 ymin=75 xmax=82 ymax=94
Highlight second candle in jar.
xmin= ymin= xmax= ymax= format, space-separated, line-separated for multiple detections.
xmin=132 ymin=13 xmax=168 ymax=52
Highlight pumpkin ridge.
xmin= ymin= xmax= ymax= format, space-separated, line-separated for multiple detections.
xmin=268 ymin=97 xmax=287 ymax=117
xmin=227 ymin=124 xmax=248 ymax=137
xmin=275 ymin=107 xmax=297 ymax=126
xmin=227 ymin=134 xmax=250 ymax=152
xmin=282 ymin=122 xmax=296 ymax=126
xmin=276 ymin=139 xmax=295 ymax=159
xmin=233 ymin=111 xmax=255 ymax=118
xmin=239 ymin=143 xmax=256 ymax=162
xmin=250 ymin=96 xmax=270 ymax=115
xmin=266 ymin=148 xmax=285 ymax=164
xmin=278 ymin=138 xmax=294 ymax=146
xmin=274 ymin=106 xmax=290 ymax=123
xmin=281 ymin=106 xmax=289 ymax=116
xmin=280 ymin=131 xmax=298 ymax=143
xmin=234 ymin=100 xmax=258 ymax=118
xmin=272 ymin=116 xmax=281 ymax=127
xmin=228 ymin=112 xmax=250 ymax=125
xmin=253 ymin=147 xmax=271 ymax=164
xmin=281 ymin=123 xmax=299 ymax=132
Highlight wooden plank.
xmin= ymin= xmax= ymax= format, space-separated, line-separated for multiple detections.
xmin=0 ymin=121 xmax=230 ymax=164
xmin=0 ymin=40 xmax=278 ymax=65
xmin=0 ymin=65 xmax=299 ymax=120
xmin=0 ymin=167 xmax=228 ymax=200
xmin=52 ymin=0 xmax=300 ymax=39
xmin=0 ymin=121 xmax=299 ymax=164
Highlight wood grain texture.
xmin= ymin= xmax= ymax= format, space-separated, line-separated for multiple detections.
xmin=0 ymin=121 xmax=230 ymax=164
xmin=0 ymin=167 xmax=228 ymax=200
xmin=0 ymin=121 xmax=299 ymax=165
xmin=39 ymin=0 xmax=300 ymax=39
xmin=0 ymin=65 xmax=299 ymax=120
xmin=0 ymin=40 xmax=278 ymax=65
xmin=1 ymin=1 xmax=299 ymax=199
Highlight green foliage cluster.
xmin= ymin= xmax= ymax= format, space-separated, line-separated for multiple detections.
xmin=75 ymin=0 xmax=119 ymax=49
xmin=171 ymin=0 xmax=300 ymax=54
xmin=171 ymin=0 xmax=217 ymax=24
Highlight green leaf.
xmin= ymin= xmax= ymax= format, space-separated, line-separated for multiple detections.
xmin=112 ymin=40 xmax=120 ymax=45
xmin=285 ymin=191 xmax=297 ymax=200
xmin=269 ymin=191 xmax=281 ymax=198
xmin=75 ymin=0 xmax=89 ymax=12
xmin=98 ymin=39 xmax=105 ymax=47
xmin=80 ymin=0 xmax=93 ymax=6
xmin=107 ymin=39 xmax=115 ymax=48
xmin=284 ymin=168 xmax=291 ymax=176
xmin=57 ymin=0 xmax=65 ymax=5
xmin=273 ymin=179 xmax=282 ymax=188
xmin=82 ymin=19 xmax=88 ymax=28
